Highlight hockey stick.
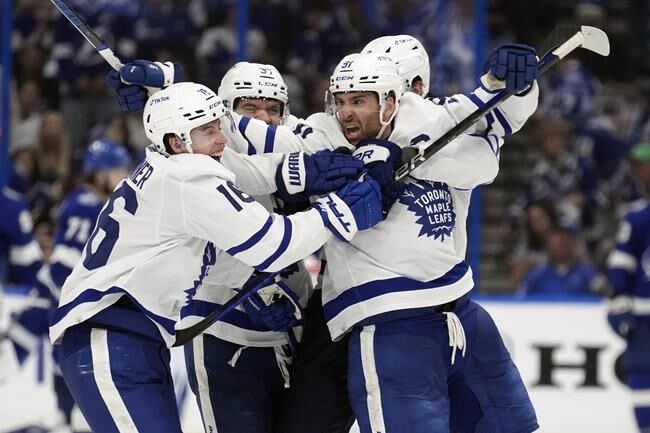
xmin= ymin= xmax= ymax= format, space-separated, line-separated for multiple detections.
xmin=49 ymin=0 xmax=123 ymax=71
xmin=394 ymin=25 xmax=610 ymax=181
xmin=172 ymin=272 xmax=279 ymax=347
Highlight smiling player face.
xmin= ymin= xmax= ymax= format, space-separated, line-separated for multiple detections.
xmin=189 ymin=118 xmax=228 ymax=160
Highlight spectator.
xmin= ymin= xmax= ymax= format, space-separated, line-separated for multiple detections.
xmin=11 ymin=79 xmax=45 ymax=152
xmin=26 ymin=111 xmax=69 ymax=226
xmin=519 ymin=222 xmax=599 ymax=296
xmin=525 ymin=118 xmax=599 ymax=228
xmin=540 ymin=59 xmax=601 ymax=127
xmin=627 ymin=142 xmax=650 ymax=198
xmin=509 ymin=200 xmax=558 ymax=286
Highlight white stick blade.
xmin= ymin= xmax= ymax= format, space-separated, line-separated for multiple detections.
xmin=580 ymin=26 xmax=610 ymax=56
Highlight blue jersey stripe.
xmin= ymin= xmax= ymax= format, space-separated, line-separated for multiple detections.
xmin=255 ymin=217 xmax=293 ymax=270
xmin=467 ymin=92 xmax=485 ymax=109
xmin=468 ymin=133 xmax=498 ymax=157
xmin=238 ymin=116 xmax=257 ymax=155
xmin=323 ymin=261 xmax=470 ymax=321
xmin=51 ymin=286 xmax=176 ymax=335
xmin=493 ymin=107 xmax=513 ymax=135
xmin=227 ymin=216 xmax=273 ymax=256
xmin=264 ymin=125 xmax=277 ymax=153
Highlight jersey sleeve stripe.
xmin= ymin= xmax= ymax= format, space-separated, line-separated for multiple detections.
xmin=489 ymin=135 xmax=501 ymax=158
xmin=467 ymin=92 xmax=485 ymax=109
xmin=226 ymin=216 xmax=274 ymax=256
xmin=264 ymin=125 xmax=277 ymax=153
xmin=468 ymin=133 xmax=499 ymax=158
xmin=255 ymin=217 xmax=293 ymax=271
xmin=493 ymin=107 xmax=513 ymax=135
xmin=237 ymin=116 xmax=257 ymax=155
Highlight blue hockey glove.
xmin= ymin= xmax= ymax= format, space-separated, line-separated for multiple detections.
xmin=120 ymin=59 xmax=183 ymax=89
xmin=242 ymin=281 xmax=303 ymax=333
xmin=106 ymin=60 xmax=183 ymax=113
xmin=106 ymin=70 xmax=148 ymax=112
xmin=275 ymin=151 xmax=364 ymax=202
xmin=607 ymin=296 xmax=636 ymax=339
xmin=353 ymin=139 xmax=404 ymax=219
xmin=483 ymin=44 xmax=538 ymax=94
xmin=313 ymin=175 xmax=382 ymax=242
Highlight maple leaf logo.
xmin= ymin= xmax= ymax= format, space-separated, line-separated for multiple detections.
xmin=399 ymin=180 xmax=456 ymax=240
xmin=184 ymin=242 xmax=217 ymax=303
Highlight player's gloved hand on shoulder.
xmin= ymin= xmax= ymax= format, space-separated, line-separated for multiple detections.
xmin=105 ymin=60 xmax=183 ymax=112
xmin=482 ymin=44 xmax=538 ymax=94
xmin=275 ymin=150 xmax=364 ymax=202
xmin=242 ymin=281 xmax=303 ymax=333
xmin=607 ymin=296 xmax=636 ymax=339
xmin=353 ymin=139 xmax=404 ymax=219
xmin=313 ymin=175 xmax=382 ymax=242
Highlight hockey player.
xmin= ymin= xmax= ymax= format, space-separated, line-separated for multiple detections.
xmin=606 ymin=142 xmax=650 ymax=433
xmin=49 ymin=82 xmax=383 ymax=433
xmin=318 ymin=48 xmax=540 ymax=433
xmin=279 ymin=36 xmax=437 ymax=433
xmin=182 ymin=62 xmax=317 ymax=433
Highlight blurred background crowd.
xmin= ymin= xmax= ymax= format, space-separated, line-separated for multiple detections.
xmin=3 ymin=0 xmax=650 ymax=295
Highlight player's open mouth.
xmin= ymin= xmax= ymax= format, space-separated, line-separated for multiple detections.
xmin=211 ymin=144 xmax=225 ymax=158
xmin=344 ymin=125 xmax=361 ymax=138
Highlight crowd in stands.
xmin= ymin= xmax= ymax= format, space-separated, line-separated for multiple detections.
xmin=2 ymin=0 xmax=649 ymax=296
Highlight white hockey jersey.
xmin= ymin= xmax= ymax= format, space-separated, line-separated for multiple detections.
xmin=219 ymin=84 xmax=539 ymax=340
xmin=50 ymin=149 xmax=331 ymax=347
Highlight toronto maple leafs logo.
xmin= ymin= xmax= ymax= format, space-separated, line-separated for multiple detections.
xmin=183 ymin=242 xmax=217 ymax=304
xmin=399 ymin=180 xmax=455 ymax=240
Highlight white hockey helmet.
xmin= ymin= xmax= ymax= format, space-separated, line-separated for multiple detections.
xmin=143 ymin=82 xmax=229 ymax=156
xmin=218 ymin=62 xmax=290 ymax=121
xmin=328 ymin=53 xmax=404 ymax=136
xmin=362 ymin=35 xmax=430 ymax=97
